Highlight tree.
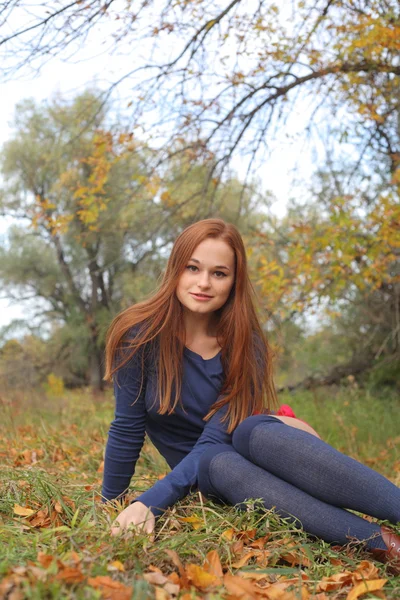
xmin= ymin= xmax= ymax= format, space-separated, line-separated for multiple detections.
xmin=2 ymin=1 xmax=399 ymax=387
xmin=0 ymin=91 xmax=270 ymax=388
xmin=1 ymin=1 xmax=399 ymax=178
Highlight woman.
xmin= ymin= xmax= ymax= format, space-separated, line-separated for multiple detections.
xmin=102 ymin=218 xmax=400 ymax=572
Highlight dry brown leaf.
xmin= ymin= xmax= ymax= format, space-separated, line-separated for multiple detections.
xmin=55 ymin=566 xmax=85 ymax=584
xmin=231 ymin=551 xmax=260 ymax=569
xmin=164 ymin=550 xmax=184 ymax=575
xmin=13 ymin=504 xmax=35 ymax=517
xmin=353 ymin=560 xmax=379 ymax=580
xmin=237 ymin=528 xmax=258 ymax=542
xmin=346 ymin=579 xmax=387 ymax=600
xmin=143 ymin=572 xmax=169 ymax=586
xmin=223 ymin=573 xmax=259 ymax=599
xmin=164 ymin=549 xmax=189 ymax=588
xmin=204 ymin=549 xmax=223 ymax=578
xmin=29 ymin=512 xmax=51 ymax=528
xmin=37 ymin=552 xmax=54 ymax=569
xmin=154 ymin=588 xmax=170 ymax=600
xmin=317 ymin=571 xmax=354 ymax=592
xmin=248 ymin=535 xmax=270 ymax=549
xmin=258 ymin=580 xmax=297 ymax=600
xmin=54 ymin=500 xmax=63 ymax=513
xmin=148 ymin=565 xmax=163 ymax=573
xmin=164 ymin=582 xmax=180 ymax=597
xmin=232 ymin=540 xmax=245 ymax=556
xmin=280 ymin=548 xmax=311 ymax=568
xmin=185 ymin=563 xmax=221 ymax=590
xmin=0 ymin=576 xmax=24 ymax=600
xmin=27 ymin=565 xmax=47 ymax=582
xmin=87 ymin=575 xmax=132 ymax=600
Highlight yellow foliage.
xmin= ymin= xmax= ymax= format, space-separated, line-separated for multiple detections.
xmin=46 ymin=373 xmax=65 ymax=397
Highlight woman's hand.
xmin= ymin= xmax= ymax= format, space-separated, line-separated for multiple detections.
xmin=111 ymin=501 xmax=155 ymax=537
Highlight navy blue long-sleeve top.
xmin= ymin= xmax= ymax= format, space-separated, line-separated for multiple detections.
xmin=102 ymin=338 xmax=232 ymax=516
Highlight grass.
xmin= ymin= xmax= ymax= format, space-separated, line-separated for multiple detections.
xmin=0 ymin=385 xmax=399 ymax=599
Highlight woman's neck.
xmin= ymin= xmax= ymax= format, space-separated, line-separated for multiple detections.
xmin=183 ymin=312 xmax=218 ymax=343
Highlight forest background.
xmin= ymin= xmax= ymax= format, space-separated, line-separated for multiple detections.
xmin=0 ymin=1 xmax=400 ymax=599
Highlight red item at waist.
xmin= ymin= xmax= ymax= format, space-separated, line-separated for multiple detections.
xmin=253 ymin=404 xmax=311 ymax=427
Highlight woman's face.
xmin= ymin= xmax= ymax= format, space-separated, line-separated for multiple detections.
xmin=176 ymin=238 xmax=236 ymax=316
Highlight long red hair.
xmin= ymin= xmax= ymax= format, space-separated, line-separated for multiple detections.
xmin=104 ymin=218 xmax=278 ymax=432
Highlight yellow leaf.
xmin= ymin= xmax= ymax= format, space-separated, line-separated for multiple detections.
xmin=221 ymin=527 xmax=235 ymax=540
xmin=107 ymin=560 xmax=125 ymax=572
xmin=179 ymin=515 xmax=204 ymax=530
xmin=346 ymin=579 xmax=387 ymax=600
xmin=13 ymin=504 xmax=35 ymax=517
xmin=186 ymin=564 xmax=220 ymax=590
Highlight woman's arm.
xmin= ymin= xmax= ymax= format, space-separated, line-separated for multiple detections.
xmin=102 ymin=344 xmax=148 ymax=502
xmin=130 ymin=403 xmax=232 ymax=517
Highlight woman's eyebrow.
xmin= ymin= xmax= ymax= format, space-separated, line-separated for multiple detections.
xmin=189 ymin=257 xmax=230 ymax=271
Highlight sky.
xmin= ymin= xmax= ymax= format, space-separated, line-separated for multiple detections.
xmin=0 ymin=4 xmax=319 ymax=332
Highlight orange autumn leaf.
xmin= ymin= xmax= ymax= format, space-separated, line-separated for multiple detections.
xmin=87 ymin=575 xmax=132 ymax=600
xmin=353 ymin=560 xmax=379 ymax=580
xmin=185 ymin=563 xmax=221 ymax=590
xmin=346 ymin=579 xmax=387 ymax=600
xmin=203 ymin=549 xmax=223 ymax=578
xmin=37 ymin=552 xmax=54 ymax=568
xmin=317 ymin=571 xmax=354 ymax=592
xmin=231 ymin=550 xmax=261 ymax=569
xmin=223 ymin=573 xmax=259 ymax=599
xmin=55 ymin=566 xmax=85 ymax=584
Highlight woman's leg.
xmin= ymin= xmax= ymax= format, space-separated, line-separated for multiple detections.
xmin=232 ymin=415 xmax=400 ymax=525
xmin=197 ymin=444 xmax=387 ymax=549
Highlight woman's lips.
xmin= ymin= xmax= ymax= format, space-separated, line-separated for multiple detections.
xmin=190 ymin=293 xmax=213 ymax=301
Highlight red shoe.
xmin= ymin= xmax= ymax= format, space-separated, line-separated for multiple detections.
xmin=369 ymin=526 xmax=400 ymax=575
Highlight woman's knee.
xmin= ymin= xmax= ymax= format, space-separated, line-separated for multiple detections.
xmin=232 ymin=414 xmax=282 ymax=459
xmin=197 ymin=444 xmax=236 ymax=500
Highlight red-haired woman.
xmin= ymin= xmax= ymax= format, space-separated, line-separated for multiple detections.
xmin=102 ymin=218 xmax=400 ymax=572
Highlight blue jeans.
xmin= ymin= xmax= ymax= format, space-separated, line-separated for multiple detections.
xmin=198 ymin=415 xmax=400 ymax=550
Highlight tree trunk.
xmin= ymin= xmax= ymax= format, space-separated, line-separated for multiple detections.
xmin=89 ymin=343 xmax=104 ymax=391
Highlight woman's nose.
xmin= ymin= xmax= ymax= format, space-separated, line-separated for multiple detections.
xmin=198 ymin=271 xmax=211 ymax=286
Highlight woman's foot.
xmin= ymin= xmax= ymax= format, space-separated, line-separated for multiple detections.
xmin=368 ymin=526 xmax=400 ymax=575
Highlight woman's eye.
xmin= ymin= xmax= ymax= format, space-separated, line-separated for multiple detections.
xmin=186 ymin=265 xmax=226 ymax=277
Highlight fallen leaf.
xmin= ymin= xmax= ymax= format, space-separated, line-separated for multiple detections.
xmin=87 ymin=575 xmax=132 ymax=600
xmin=204 ymin=549 xmax=223 ymax=578
xmin=221 ymin=527 xmax=235 ymax=540
xmin=317 ymin=571 xmax=354 ymax=592
xmin=231 ymin=551 xmax=260 ymax=569
xmin=346 ymin=579 xmax=387 ymax=600
xmin=55 ymin=566 xmax=85 ymax=583
xmin=37 ymin=552 xmax=54 ymax=568
xmin=186 ymin=563 xmax=221 ymax=590
xmin=13 ymin=504 xmax=35 ymax=517
xmin=223 ymin=573 xmax=259 ymax=599
xmin=107 ymin=560 xmax=125 ymax=572
xmin=178 ymin=515 xmax=204 ymax=530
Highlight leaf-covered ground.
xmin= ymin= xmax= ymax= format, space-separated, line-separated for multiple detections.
xmin=0 ymin=387 xmax=399 ymax=599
